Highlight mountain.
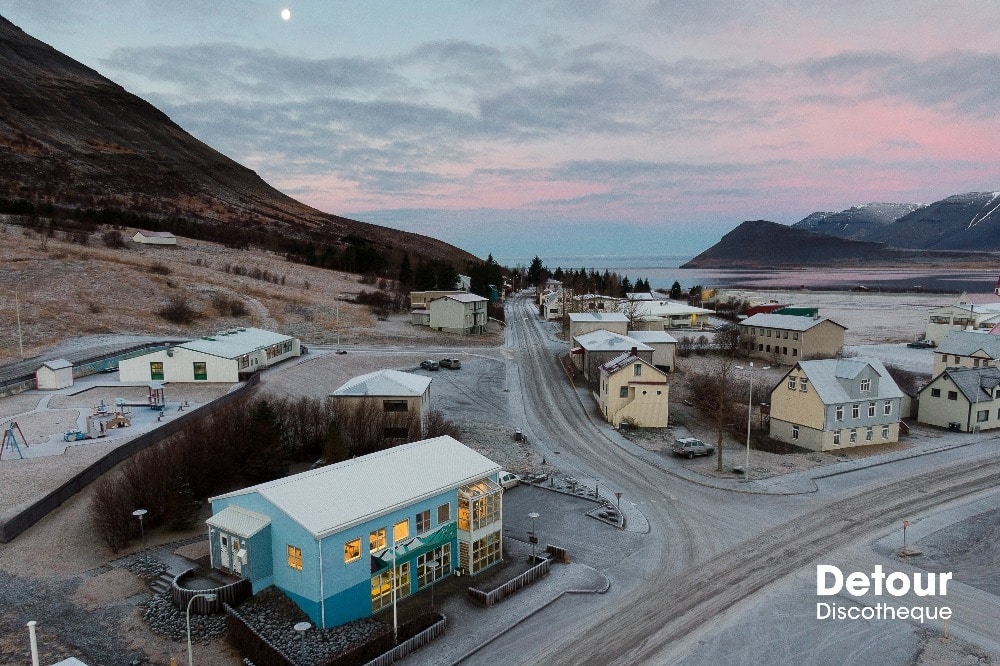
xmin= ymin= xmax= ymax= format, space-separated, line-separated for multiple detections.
xmin=679 ymin=219 xmax=995 ymax=269
xmin=792 ymin=193 xmax=1000 ymax=252
xmin=0 ymin=16 xmax=476 ymax=269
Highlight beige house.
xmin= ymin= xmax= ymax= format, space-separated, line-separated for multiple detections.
xmin=924 ymin=291 xmax=1000 ymax=345
xmin=119 ymin=327 xmax=300 ymax=382
xmin=596 ymin=353 xmax=669 ymax=428
xmin=739 ymin=313 xmax=846 ymax=364
xmin=571 ymin=330 xmax=654 ymax=381
xmin=768 ymin=357 xmax=903 ymax=452
xmin=916 ymin=366 xmax=1000 ymax=433
xmin=931 ymin=330 xmax=1000 ymax=376
xmin=132 ymin=230 xmax=177 ymax=245
xmin=331 ymin=369 xmax=433 ymax=438
xmin=568 ymin=312 xmax=629 ymax=341
xmin=425 ymin=293 xmax=488 ymax=334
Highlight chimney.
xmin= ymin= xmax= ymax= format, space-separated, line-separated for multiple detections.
xmin=630 ymin=346 xmax=637 ymax=355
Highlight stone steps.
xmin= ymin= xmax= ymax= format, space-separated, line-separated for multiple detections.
xmin=149 ymin=571 xmax=173 ymax=595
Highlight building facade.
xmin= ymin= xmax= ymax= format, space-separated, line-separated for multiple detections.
xmin=426 ymin=294 xmax=488 ymax=334
xmin=924 ymin=292 xmax=1000 ymax=345
xmin=739 ymin=313 xmax=846 ymax=364
xmin=132 ymin=230 xmax=177 ymax=245
xmin=917 ymin=366 xmax=1000 ymax=433
xmin=571 ymin=330 xmax=653 ymax=382
xmin=330 ymin=369 xmax=433 ymax=438
xmin=596 ymin=353 xmax=669 ymax=428
xmin=207 ymin=436 xmax=503 ymax=628
xmin=768 ymin=358 xmax=903 ymax=451
xmin=931 ymin=330 xmax=1000 ymax=376
xmin=35 ymin=359 xmax=73 ymax=390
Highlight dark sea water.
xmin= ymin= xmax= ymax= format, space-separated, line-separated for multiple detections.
xmin=522 ymin=255 xmax=999 ymax=293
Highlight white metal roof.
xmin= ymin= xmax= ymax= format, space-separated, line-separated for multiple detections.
xmin=792 ymin=357 xmax=903 ymax=404
xmin=740 ymin=313 xmax=846 ymax=331
xmin=440 ymin=293 xmax=487 ymax=303
xmin=179 ymin=327 xmax=294 ymax=359
xmin=210 ymin=436 xmax=501 ymax=539
xmin=574 ymin=329 xmax=652 ymax=352
xmin=331 ymin=369 xmax=432 ymax=397
xmin=626 ymin=330 xmax=678 ymax=344
xmin=206 ymin=505 xmax=271 ymax=538
xmin=40 ymin=358 xmax=73 ymax=370
xmin=568 ymin=312 xmax=629 ymax=323
xmin=634 ymin=300 xmax=713 ymax=317
xmin=134 ymin=229 xmax=176 ymax=238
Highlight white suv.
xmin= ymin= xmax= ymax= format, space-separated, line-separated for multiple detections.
xmin=671 ymin=437 xmax=714 ymax=459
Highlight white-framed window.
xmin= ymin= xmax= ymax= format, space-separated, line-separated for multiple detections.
xmin=799 ymin=378 xmax=808 ymax=392
xmin=881 ymin=426 xmax=889 ymax=439
xmin=849 ymin=430 xmax=857 ymax=443
xmin=788 ymin=377 xmax=796 ymax=390
xmin=852 ymin=404 xmax=860 ymax=419
xmin=633 ymin=363 xmax=642 ymax=377
xmin=868 ymin=402 xmax=876 ymax=417
xmin=416 ymin=509 xmax=431 ymax=534
xmin=833 ymin=430 xmax=841 ymax=445
xmin=883 ymin=401 xmax=892 ymax=416
xmin=860 ymin=378 xmax=871 ymax=392
xmin=865 ymin=427 xmax=874 ymax=441
xmin=835 ymin=405 xmax=844 ymax=421
xmin=791 ymin=425 xmax=799 ymax=440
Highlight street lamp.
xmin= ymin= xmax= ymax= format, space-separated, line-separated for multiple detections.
xmin=294 ymin=621 xmax=311 ymax=661
xmin=735 ymin=363 xmax=769 ymax=482
xmin=186 ymin=592 xmax=217 ymax=666
xmin=132 ymin=509 xmax=148 ymax=569
xmin=528 ymin=512 xmax=539 ymax=561
xmin=427 ymin=559 xmax=439 ymax=607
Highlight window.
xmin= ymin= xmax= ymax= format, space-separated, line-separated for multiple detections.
xmin=370 ymin=528 xmax=386 ymax=552
xmin=417 ymin=544 xmax=451 ymax=589
xmin=437 ymin=503 xmax=450 ymax=523
xmin=766 ymin=329 xmax=772 ymax=337
xmin=792 ymin=349 xmax=798 ymax=357
xmin=416 ymin=509 xmax=431 ymax=534
xmin=799 ymin=378 xmax=808 ymax=392
xmin=766 ymin=345 xmax=771 ymax=353
xmin=977 ymin=409 xmax=989 ymax=423
xmin=393 ymin=519 xmax=409 ymax=543
xmin=835 ymin=406 xmax=844 ymax=421
xmin=849 ymin=430 xmax=857 ymax=443
xmin=852 ymin=404 xmax=860 ymax=419
xmin=383 ymin=400 xmax=408 ymax=412
xmin=882 ymin=426 xmax=890 ymax=439
xmin=759 ymin=344 xmax=764 ymax=351
xmin=883 ymin=401 xmax=892 ymax=415
xmin=471 ymin=531 xmax=502 ymax=573
xmin=860 ymin=378 xmax=871 ymax=392
xmin=865 ymin=427 xmax=874 ymax=441
xmin=619 ymin=386 xmax=629 ymax=398
xmin=193 ymin=362 xmax=207 ymax=381
xmin=833 ymin=430 xmax=841 ymax=445
xmin=633 ymin=363 xmax=642 ymax=377
xmin=868 ymin=402 xmax=876 ymax=417
xmin=947 ymin=391 xmax=958 ymax=401
xmin=287 ymin=545 xmax=302 ymax=570
xmin=371 ymin=562 xmax=410 ymax=611
xmin=783 ymin=331 xmax=789 ymax=339
xmin=150 ymin=362 xmax=164 ymax=380
xmin=344 ymin=538 xmax=361 ymax=563
xmin=782 ymin=347 xmax=788 ymax=355
xmin=931 ymin=388 xmax=941 ymax=398
xmin=791 ymin=425 xmax=799 ymax=440
xmin=793 ymin=332 xmax=799 ymax=340
xmin=788 ymin=377 xmax=797 ymax=390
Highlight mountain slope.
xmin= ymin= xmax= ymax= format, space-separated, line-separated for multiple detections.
xmin=0 ymin=15 xmax=476 ymax=268
xmin=793 ymin=203 xmax=925 ymax=241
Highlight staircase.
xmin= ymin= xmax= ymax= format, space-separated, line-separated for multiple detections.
xmin=150 ymin=571 xmax=173 ymax=595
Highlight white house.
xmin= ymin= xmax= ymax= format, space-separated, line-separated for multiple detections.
xmin=625 ymin=330 xmax=677 ymax=372
xmin=625 ymin=296 xmax=713 ymax=330
xmin=568 ymin=312 xmax=629 ymax=341
xmin=330 ymin=369 xmax=433 ymax=437
xmin=35 ymin=359 xmax=73 ymax=390
xmin=119 ymin=327 xmax=300 ymax=383
xmin=132 ymin=230 xmax=178 ymax=245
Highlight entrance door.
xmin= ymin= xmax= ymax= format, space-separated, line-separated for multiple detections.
xmin=219 ymin=534 xmax=231 ymax=570
xmin=232 ymin=538 xmax=243 ymax=575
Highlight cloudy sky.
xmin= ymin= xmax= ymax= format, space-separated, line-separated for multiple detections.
xmin=2 ymin=1 xmax=999 ymax=265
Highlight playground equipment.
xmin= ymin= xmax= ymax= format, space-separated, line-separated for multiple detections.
xmin=63 ymin=403 xmax=133 ymax=442
xmin=1 ymin=421 xmax=28 ymax=460
xmin=116 ymin=383 xmax=166 ymax=411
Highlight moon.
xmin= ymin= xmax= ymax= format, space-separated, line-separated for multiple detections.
xmin=281 ymin=8 xmax=291 ymax=21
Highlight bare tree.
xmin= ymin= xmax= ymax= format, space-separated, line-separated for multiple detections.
xmin=687 ymin=356 xmax=741 ymax=471
xmin=617 ymin=296 xmax=645 ymax=329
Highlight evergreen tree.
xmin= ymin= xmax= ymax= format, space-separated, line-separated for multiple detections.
xmin=398 ymin=252 xmax=412 ymax=287
xmin=670 ymin=281 xmax=683 ymax=300
xmin=528 ymin=256 xmax=545 ymax=285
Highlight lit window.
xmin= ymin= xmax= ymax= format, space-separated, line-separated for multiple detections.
xmin=287 ymin=545 xmax=302 ymax=570
xmin=393 ymin=519 xmax=409 ymax=543
xmin=344 ymin=539 xmax=361 ymax=563
xmin=370 ymin=528 xmax=386 ymax=552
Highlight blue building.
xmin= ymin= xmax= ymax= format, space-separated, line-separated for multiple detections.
xmin=206 ymin=436 xmax=504 ymax=627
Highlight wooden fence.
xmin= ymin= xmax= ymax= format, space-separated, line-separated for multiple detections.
xmin=466 ymin=556 xmax=552 ymax=608
xmin=361 ymin=617 xmax=448 ymax=666
xmin=0 ymin=373 xmax=259 ymax=542
xmin=172 ymin=567 xmax=252 ymax=615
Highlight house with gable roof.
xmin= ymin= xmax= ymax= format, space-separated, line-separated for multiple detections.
xmin=568 ymin=312 xmax=629 ymax=341
xmin=330 ymin=369 xmax=432 ymax=438
xmin=917 ymin=366 xmax=1000 ymax=433
xmin=931 ymin=330 xmax=1000 ymax=376
xmin=768 ymin=357 xmax=903 ymax=451
xmin=571 ymin=330 xmax=654 ymax=381
xmin=206 ymin=435 xmax=503 ymax=628
xmin=427 ymin=293 xmax=488 ymax=334
xmin=924 ymin=290 xmax=1000 ymax=345
xmin=739 ymin=313 xmax=846 ymax=364
xmin=596 ymin=352 xmax=669 ymax=427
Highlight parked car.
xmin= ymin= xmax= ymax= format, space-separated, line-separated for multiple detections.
xmin=420 ymin=360 xmax=439 ymax=371
xmin=906 ymin=339 xmax=936 ymax=349
xmin=498 ymin=471 xmax=521 ymax=489
xmin=440 ymin=358 xmax=462 ymax=369
xmin=63 ymin=430 xmax=87 ymax=442
xmin=671 ymin=437 xmax=714 ymax=459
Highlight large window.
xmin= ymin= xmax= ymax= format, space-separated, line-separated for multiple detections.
xmin=344 ymin=538 xmax=361 ymax=563
xmin=852 ymin=404 xmax=860 ymax=419
xmin=287 ymin=545 xmax=302 ymax=570
xmin=371 ymin=562 xmax=410 ymax=612
xmin=193 ymin=362 xmax=207 ymax=381
xmin=416 ymin=509 xmax=431 ymax=534
xmin=393 ymin=519 xmax=409 ymax=543
xmin=370 ymin=528 xmax=386 ymax=552
xmin=417 ymin=545 xmax=451 ymax=589
xmin=150 ymin=362 xmax=164 ymax=380
xmin=471 ymin=531 xmax=502 ymax=573
xmin=977 ymin=410 xmax=989 ymax=423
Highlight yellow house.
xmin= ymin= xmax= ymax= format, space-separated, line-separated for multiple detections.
xmin=931 ymin=330 xmax=1000 ymax=376
xmin=739 ymin=313 xmax=846 ymax=364
xmin=596 ymin=353 xmax=669 ymax=428
xmin=917 ymin=366 xmax=1000 ymax=433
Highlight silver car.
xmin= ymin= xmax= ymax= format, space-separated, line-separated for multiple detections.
xmin=671 ymin=437 xmax=714 ymax=459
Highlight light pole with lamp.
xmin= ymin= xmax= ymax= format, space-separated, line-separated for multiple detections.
xmin=294 ymin=621 xmax=311 ymax=661
xmin=186 ymin=592 xmax=217 ymax=666
xmin=735 ymin=363 xmax=769 ymax=482
xmin=132 ymin=509 xmax=148 ymax=569
xmin=528 ymin=512 xmax=539 ymax=561
xmin=427 ymin=558 xmax=439 ymax=607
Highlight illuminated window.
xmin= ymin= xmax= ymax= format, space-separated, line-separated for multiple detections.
xmin=371 ymin=562 xmax=410 ymax=612
xmin=370 ymin=528 xmax=386 ymax=552
xmin=344 ymin=538 xmax=361 ymax=563
xmin=287 ymin=545 xmax=302 ymax=570
xmin=471 ymin=531 xmax=502 ymax=573
xmin=393 ymin=519 xmax=409 ymax=543
xmin=633 ymin=364 xmax=642 ymax=377
xmin=193 ymin=362 xmax=207 ymax=381
xmin=150 ymin=362 xmax=164 ymax=380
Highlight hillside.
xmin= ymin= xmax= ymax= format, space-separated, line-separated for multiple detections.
xmin=793 ymin=203 xmax=924 ymax=241
xmin=0 ymin=15 xmax=477 ymax=271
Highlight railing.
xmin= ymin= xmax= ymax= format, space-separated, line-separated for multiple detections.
xmin=466 ymin=556 xmax=551 ymax=607
xmin=361 ymin=617 xmax=447 ymax=666
xmin=172 ymin=568 xmax=252 ymax=614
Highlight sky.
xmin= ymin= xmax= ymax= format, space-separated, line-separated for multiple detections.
xmin=2 ymin=1 xmax=999 ymax=266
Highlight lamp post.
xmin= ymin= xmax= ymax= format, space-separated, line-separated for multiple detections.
xmin=294 ymin=621 xmax=311 ymax=661
xmin=132 ymin=509 xmax=148 ymax=569
xmin=427 ymin=558 xmax=439 ymax=607
xmin=735 ymin=363 xmax=769 ymax=482
xmin=186 ymin=592 xmax=217 ymax=666
xmin=391 ymin=535 xmax=398 ymax=644
xmin=528 ymin=512 xmax=539 ymax=561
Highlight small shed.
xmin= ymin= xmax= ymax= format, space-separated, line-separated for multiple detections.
xmin=132 ymin=230 xmax=177 ymax=245
xmin=36 ymin=359 xmax=74 ymax=390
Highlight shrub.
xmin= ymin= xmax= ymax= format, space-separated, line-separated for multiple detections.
xmin=101 ymin=230 xmax=127 ymax=248
xmin=158 ymin=294 xmax=197 ymax=324
xmin=149 ymin=261 xmax=171 ymax=275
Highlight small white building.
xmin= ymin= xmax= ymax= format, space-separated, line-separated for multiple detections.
xmin=330 ymin=369 xmax=433 ymax=437
xmin=35 ymin=359 xmax=74 ymax=390
xmin=132 ymin=230 xmax=178 ymax=245
xmin=119 ymin=328 xmax=300 ymax=383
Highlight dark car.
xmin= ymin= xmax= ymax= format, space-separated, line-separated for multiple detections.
xmin=906 ymin=339 xmax=936 ymax=349
xmin=420 ymin=360 xmax=440 ymax=371
xmin=671 ymin=437 xmax=715 ymax=459
xmin=440 ymin=358 xmax=462 ymax=369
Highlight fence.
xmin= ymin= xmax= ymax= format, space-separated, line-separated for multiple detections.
xmin=466 ymin=556 xmax=551 ymax=607
xmin=172 ymin=567 xmax=252 ymax=615
xmin=361 ymin=617 xmax=447 ymax=666
xmin=0 ymin=373 xmax=260 ymax=543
